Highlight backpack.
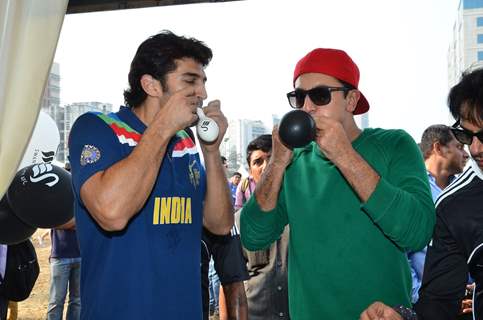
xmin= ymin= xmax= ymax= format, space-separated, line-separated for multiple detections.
xmin=0 ymin=240 xmax=40 ymax=301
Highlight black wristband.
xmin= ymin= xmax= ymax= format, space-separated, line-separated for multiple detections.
xmin=393 ymin=305 xmax=418 ymax=320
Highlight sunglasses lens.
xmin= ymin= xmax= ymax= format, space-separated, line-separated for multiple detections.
xmin=308 ymin=87 xmax=331 ymax=106
xmin=477 ymin=131 xmax=483 ymax=143
xmin=452 ymin=129 xmax=472 ymax=145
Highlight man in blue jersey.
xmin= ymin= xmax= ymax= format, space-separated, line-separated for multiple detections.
xmin=68 ymin=30 xmax=233 ymax=319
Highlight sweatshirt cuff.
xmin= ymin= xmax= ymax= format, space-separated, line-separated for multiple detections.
xmin=361 ymin=177 xmax=399 ymax=223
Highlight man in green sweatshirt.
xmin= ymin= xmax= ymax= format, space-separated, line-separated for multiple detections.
xmin=239 ymin=48 xmax=435 ymax=319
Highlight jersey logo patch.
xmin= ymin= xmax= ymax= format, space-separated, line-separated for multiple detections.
xmin=188 ymin=160 xmax=200 ymax=188
xmin=80 ymin=145 xmax=101 ymax=166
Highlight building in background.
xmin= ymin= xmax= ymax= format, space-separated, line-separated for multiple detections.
xmin=40 ymin=62 xmax=61 ymax=118
xmin=56 ymin=102 xmax=113 ymax=161
xmin=448 ymin=0 xmax=483 ymax=87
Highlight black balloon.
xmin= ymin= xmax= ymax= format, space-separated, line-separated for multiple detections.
xmin=278 ymin=110 xmax=316 ymax=149
xmin=0 ymin=195 xmax=36 ymax=245
xmin=7 ymin=163 xmax=74 ymax=228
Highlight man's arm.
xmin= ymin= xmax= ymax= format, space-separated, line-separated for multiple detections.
xmin=414 ymin=208 xmax=468 ymax=320
xmin=76 ymin=87 xmax=198 ymax=231
xmin=315 ymin=116 xmax=434 ymax=250
xmin=199 ymin=101 xmax=233 ymax=235
xmin=253 ymin=126 xmax=292 ymax=211
xmin=219 ymin=283 xmax=248 ymax=320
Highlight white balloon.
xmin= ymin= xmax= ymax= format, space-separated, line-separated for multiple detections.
xmin=17 ymin=111 xmax=60 ymax=170
xmin=196 ymin=107 xmax=219 ymax=143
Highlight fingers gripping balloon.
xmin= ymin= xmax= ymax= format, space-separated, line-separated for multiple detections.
xmin=196 ymin=107 xmax=219 ymax=143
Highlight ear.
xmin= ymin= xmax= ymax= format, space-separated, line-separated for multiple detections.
xmin=345 ymin=90 xmax=360 ymax=113
xmin=433 ymin=141 xmax=444 ymax=156
xmin=140 ymin=74 xmax=162 ymax=97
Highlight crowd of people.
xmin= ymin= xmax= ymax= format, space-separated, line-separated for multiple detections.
xmin=0 ymin=29 xmax=482 ymax=320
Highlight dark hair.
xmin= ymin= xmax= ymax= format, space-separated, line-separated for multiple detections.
xmin=246 ymin=134 xmax=272 ymax=167
xmin=232 ymin=172 xmax=241 ymax=178
xmin=448 ymin=68 xmax=483 ymax=125
xmin=339 ymin=80 xmax=356 ymax=98
xmin=123 ymin=30 xmax=213 ymax=108
xmin=420 ymin=125 xmax=454 ymax=160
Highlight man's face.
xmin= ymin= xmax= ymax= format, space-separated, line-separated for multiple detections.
xmin=294 ymin=73 xmax=356 ymax=123
xmin=441 ymin=137 xmax=468 ymax=174
xmin=461 ymin=119 xmax=483 ymax=170
xmin=231 ymin=175 xmax=241 ymax=186
xmin=161 ymin=58 xmax=207 ymax=106
xmin=248 ymin=150 xmax=271 ymax=184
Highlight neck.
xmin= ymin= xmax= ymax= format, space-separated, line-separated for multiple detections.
xmin=425 ymin=158 xmax=453 ymax=189
xmin=132 ymin=98 xmax=162 ymax=126
xmin=344 ymin=117 xmax=362 ymax=142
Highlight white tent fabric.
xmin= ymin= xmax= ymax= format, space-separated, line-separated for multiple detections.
xmin=0 ymin=0 xmax=68 ymax=199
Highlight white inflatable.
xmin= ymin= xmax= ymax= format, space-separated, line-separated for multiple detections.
xmin=0 ymin=0 xmax=68 ymax=199
xmin=17 ymin=111 xmax=60 ymax=170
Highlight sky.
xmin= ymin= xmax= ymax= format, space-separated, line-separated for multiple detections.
xmin=54 ymin=0 xmax=461 ymax=141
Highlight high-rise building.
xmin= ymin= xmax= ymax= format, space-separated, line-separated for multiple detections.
xmin=57 ymin=102 xmax=113 ymax=162
xmin=448 ymin=0 xmax=483 ymax=87
xmin=40 ymin=62 xmax=61 ymax=119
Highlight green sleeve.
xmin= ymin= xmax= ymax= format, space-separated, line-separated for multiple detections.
xmin=361 ymin=130 xmax=435 ymax=251
xmin=239 ymin=188 xmax=289 ymax=251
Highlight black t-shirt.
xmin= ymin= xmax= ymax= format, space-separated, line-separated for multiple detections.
xmin=415 ymin=163 xmax=483 ymax=319
xmin=201 ymin=226 xmax=249 ymax=320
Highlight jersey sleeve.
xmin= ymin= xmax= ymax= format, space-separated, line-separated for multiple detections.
xmin=414 ymin=203 xmax=468 ymax=320
xmin=68 ymin=112 xmax=124 ymax=202
xmin=208 ymin=226 xmax=249 ymax=285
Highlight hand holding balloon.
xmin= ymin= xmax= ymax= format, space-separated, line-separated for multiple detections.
xmin=196 ymin=107 xmax=219 ymax=143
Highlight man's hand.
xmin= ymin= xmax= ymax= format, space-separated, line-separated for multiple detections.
xmin=360 ymin=302 xmax=403 ymax=320
xmin=271 ymin=126 xmax=292 ymax=169
xmin=155 ymin=86 xmax=200 ymax=138
xmin=198 ymin=100 xmax=228 ymax=152
xmin=312 ymin=114 xmax=353 ymax=163
xmin=460 ymin=283 xmax=475 ymax=314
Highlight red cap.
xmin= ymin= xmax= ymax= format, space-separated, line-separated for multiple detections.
xmin=293 ymin=48 xmax=369 ymax=115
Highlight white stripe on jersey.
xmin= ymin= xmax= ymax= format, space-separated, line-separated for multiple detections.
xmin=230 ymin=224 xmax=239 ymax=236
xmin=435 ymin=168 xmax=477 ymax=208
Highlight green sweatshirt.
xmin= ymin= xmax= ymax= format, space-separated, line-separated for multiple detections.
xmin=240 ymin=128 xmax=435 ymax=320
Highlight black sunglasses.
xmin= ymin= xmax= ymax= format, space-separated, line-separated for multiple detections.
xmin=286 ymin=86 xmax=349 ymax=109
xmin=450 ymin=119 xmax=483 ymax=145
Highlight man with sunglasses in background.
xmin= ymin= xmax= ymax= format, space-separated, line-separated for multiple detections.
xmin=239 ymin=48 xmax=435 ymax=319
xmin=413 ymin=68 xmax=483 ymax=320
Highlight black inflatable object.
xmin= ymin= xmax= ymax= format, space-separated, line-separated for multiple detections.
xmin=7 ymin=163 xmax=74 ymax=228
xmin=0 ymin=196 xmax=36 ymax=245
xmin=278 ymin=110 xmax=316 ymax=149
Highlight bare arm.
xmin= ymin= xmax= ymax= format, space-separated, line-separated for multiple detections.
xmin=219 ymin=283 xmax=248 ymax=320
xmin=254 ymin=126 xmax=292 ymax=211
xmin=80 ymin=87 xmax=198 ymax=231
xmin=199 ymin=101 xmax=233 ymax=235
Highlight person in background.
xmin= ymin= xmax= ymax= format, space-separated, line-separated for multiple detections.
xmin=414 ymin=68 xmax=483 ymax=319
xmin=228 ymin=172 xmax=241 ymax=205
xmin=235 ymin=134 xmax=290 ymax=320
xmin=201 ymin=226 xmax=248 ymax=320
xmin=408 ymin=124 xmax=468 ymax=303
